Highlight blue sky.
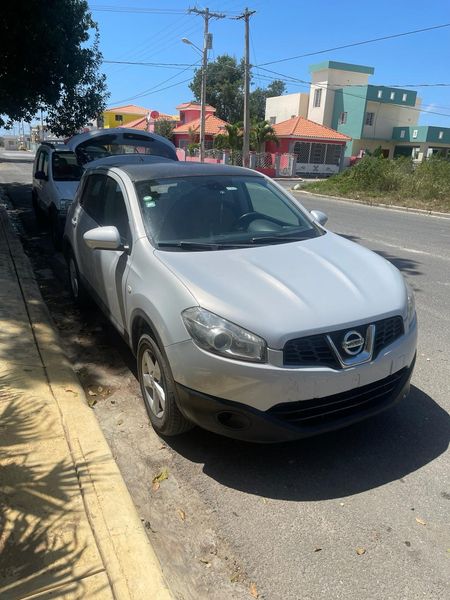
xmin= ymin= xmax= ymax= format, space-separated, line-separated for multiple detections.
xmin=95 ymin=0 xmax=450 ymax=127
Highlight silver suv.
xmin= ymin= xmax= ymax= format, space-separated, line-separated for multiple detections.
xmin=64 ymin=160 xmax=417 ymax=442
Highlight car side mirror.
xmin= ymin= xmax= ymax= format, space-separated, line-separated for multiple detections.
xmin=34 ymin=170 xmax=47 ymax=181
xmin=83 ymin=226 xmax=126 ymax=251
xmin=310 ymin=209 xmax=328 ymax=226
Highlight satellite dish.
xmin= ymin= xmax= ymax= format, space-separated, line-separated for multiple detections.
xmin=150 ymin=110 xmax=160 ymax=119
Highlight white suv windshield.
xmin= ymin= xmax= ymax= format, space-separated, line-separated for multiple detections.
xmin=134 ymin=175 xmax=322 ymax=249
xmin=52 ymin=151 xmax=82 ymax=181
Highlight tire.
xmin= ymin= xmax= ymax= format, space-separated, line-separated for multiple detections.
xmin=32 ymin=190 xmax=45 ymax=224
xmin=67 ymin=251 xmax=90 ymax=306
xmin=137 ymin=333 xmax=193 ymax=436
xmin=50 ymin=210 xmax=63 ymax=250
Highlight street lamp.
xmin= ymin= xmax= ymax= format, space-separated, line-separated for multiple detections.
xmin=182 ymin=36 xmax=207 ymax=163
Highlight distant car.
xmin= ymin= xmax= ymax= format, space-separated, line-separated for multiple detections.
xmin=63 ymin=161 xmax=417 ymax=442
xmin=32 ymin=128 xmax=177 ymax=248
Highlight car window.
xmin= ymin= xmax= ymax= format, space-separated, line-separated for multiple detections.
xmin=134 ymin=175 xmax=321 ymax=248
xmin=245 ymin=181 xmax=299 ymax=226
xmin=41 ymin=152 xmax=49 ymax=177
xmin=101 ymin=176 xmax=131 ymax=241
xmin=75 ymin=132 xmax=177 ymax=164
xmin=81 ymin=174 xmax=106 ymax=223
xmin=52 ymin=151 xmax=82 ymax=181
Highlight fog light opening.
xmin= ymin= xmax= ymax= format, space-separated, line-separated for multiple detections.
xmin=216 ymin=411 xmax=250 ymax=430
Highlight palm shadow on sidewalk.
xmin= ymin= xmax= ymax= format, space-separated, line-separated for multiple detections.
xmin=0 ymin=391 xmax=108 ymax=599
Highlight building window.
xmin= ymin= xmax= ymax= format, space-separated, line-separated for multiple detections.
xmin=325 ymin=144 xmax=342 ymax=166
xmin=269 ymin=116 xmax=276 ymax=125
xmin=390 ymin=92 xmax=395 ymax=100
xmin=438 ymin=131 xmax=444 ymax=139
xmin=377 ymin=90 xmax=383 ymax=99
xmin=400 ymin=130 xmax=406 ymax=138
xmin=412 ymin=129 xmax=418 ymax=139
xmin=293 ymin=141 xmax=311 ymax=163
xmin=365 ymin=112 xmax=374 ymax=126
xmin=313 ymin=88 xmax=322 ymax=108
xmin=115 ymin=114 xmax=123 ymax=122
xmin=338 ymin=112 xmax=347 ymax=125
xmin=310 ymin=143 xmax=326 ymax=164
xmin=402 ymin=93 xmax=408 ymax=102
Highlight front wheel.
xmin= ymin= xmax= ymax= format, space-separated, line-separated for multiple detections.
xmin=137 ymin=333 xmax=192 ymax=436
xmin=67 ymin=252 xmax=90 ymax=306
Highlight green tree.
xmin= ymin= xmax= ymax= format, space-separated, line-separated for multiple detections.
xmin=189 ymin=55 xmax=285 ymax=124
xmin=154 ymin=119 xmax=175 ymax=141
xmin=249 ymin=80 xmax=286 ymax=122
xmin=214 ymin=123 xmax=243 ymax=151
xmin=250 ymin=121 xmax=279 ymax=152
xmin=0 ymin=0 xmax=108 ymax=136
xmin=190 ymin=55 xmax=245 ymax=124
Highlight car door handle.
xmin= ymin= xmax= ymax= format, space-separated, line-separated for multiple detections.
xmin=71 ymin=217 xmax=77 ymax=227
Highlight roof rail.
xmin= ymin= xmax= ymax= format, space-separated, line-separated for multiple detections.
xmin=40 ymin=141 xmax=55 ymax=149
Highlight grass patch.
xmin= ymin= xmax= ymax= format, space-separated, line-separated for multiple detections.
xmin=304 ymin=156 xmax=450 ymax=213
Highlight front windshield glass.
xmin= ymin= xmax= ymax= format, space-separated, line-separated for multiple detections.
xmin=52 ymin=151 xmax=82 ymax=181
xmin=134 ymin=175 xmax=322 ymax=249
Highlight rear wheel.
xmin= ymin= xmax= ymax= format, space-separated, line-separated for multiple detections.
xmin=137 ymin=333 xmax=192 ymax=436
xmin=67 ymin=252 xmax=90 ymax=306
xmin=50 ymin=210 xmax=63 ymax=250
xmin=32 ymin=190 xmax=44 ymax=224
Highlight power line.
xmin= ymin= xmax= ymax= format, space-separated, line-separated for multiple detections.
xmin=109 ymin=60 xmax=200 ymax=105
xmin=103 ymin=60 xmax=197 ymax=68
xmin=90 ymin=5 xmax=241 ymax=16
xmin=257 ymin=22 xmax=450 ymax=67
xmin=109 ymin=76 xmax=194 ymax=106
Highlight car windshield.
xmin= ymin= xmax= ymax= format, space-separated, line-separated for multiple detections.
xmin=52 ymin=151 xmax=82 ymax=181
xmin=134 ymin=175 xmax=323 ymax=250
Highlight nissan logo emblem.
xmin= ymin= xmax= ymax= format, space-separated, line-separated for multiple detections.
xmin=342 ymin=331 xmax=365 ymax=356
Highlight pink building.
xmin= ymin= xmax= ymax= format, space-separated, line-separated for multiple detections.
xmin=172 ymin=102 xmax=229 ymax=150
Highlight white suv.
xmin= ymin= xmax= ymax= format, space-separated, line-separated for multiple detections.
xmin=32 ymin=142 xmax=82 ymax=248
xmin=32 ymin=129 xmax=178 ymax=249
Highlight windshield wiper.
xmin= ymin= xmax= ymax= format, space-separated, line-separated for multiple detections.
xmin=250 ymin=235 xmax=309 ymax=244
xmin=157 ymin=241 xmax=248 ymax=250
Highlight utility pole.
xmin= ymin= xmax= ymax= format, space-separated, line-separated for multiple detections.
xmin=189 ymin=7 xmax=225 ymax=162
xmin=236 ymin=8 xmax=256 ymax=167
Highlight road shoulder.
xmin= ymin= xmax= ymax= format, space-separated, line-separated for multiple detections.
xmin=0 ymin=197 xmax=173 ymax=600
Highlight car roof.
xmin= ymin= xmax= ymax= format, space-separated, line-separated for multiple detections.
xmin=86 ymin=160 xmax=264 ymax=181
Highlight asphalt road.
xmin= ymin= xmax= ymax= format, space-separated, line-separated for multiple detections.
xmin=1 ymin=153 xmax=449 ymax=600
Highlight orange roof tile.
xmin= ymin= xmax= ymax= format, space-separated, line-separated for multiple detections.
xmin=118 ymin=116 xmax=148 ymax=130
xmin=173 ymin=114 xmax=228 ymax=136
xmin=272 ymin=116 xmax=351 ymax=141
xmin=176 ymin=101 xmax=216 ymax=112
xmin=120 ymin=114 xmax=180 ymax=131
xmin=105 ymin=104 xmax=150 ymax=115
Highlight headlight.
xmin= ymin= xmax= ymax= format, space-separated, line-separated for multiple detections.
xmin=182 ymin=307 xmax=267 ymax=363
xmin=405 ymin=281 xmax=416 ymax=327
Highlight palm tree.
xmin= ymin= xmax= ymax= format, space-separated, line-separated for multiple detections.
xmin=214 ymin=123 xmax=243 ymax=152
xmin=250 ymin=120 xmax=279 ymax=153
xmin=214 ymin=123 xmax=243 ymax=164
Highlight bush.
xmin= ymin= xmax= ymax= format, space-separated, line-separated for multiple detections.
xmin=307 ymin=155 xmax=450 ymax=211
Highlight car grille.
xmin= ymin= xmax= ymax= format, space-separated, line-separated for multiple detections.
xmin=268 ymin=367 xmax=407 ymax=427
xmin=283 ymin=316 xmax=404 ymax=368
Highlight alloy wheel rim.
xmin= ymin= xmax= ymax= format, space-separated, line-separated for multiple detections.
xmin=141 ymin=348 xmax=166 ymax=418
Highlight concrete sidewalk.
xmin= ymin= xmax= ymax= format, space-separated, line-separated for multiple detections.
xmin=0 ymin=202 xmax=173 ymax=599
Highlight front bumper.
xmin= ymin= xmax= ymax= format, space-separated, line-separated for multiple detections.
xmin=175 ymin=356 xmax=415 ymax=442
